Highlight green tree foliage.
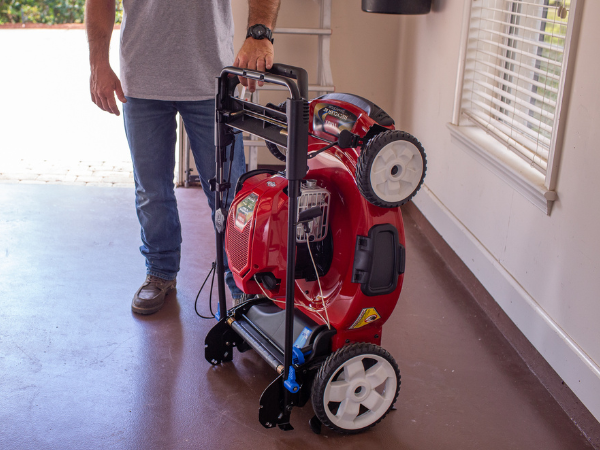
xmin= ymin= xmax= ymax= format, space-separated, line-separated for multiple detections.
xmin=0 ymin=0 xmax=123 ymax=25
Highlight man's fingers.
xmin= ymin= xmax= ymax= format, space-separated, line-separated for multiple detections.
xmin=98 ymin=91 xmax=119 ymax=116
xmin=89 ymin=66 xmax=125 ymax=115
xmin=92 ymin=91 xmax=107 ymax=112
xmin=236 ymin=54 xmax=249 ymax=87
xmin=115 ymin=80 xmax=127 ymax=104
xmin=98 ymin=94 xmax=111 ymax=113
xmin=90 ymin=77 xmax=105 ymax=112
xmin=265 ymin=52 xmax=274 ymax=71
xmin=257 ymin=57 xmax=267 ymax=87
xmin=234 ymin=38 xmax=277 ymax=92
xmin=246 ymin=57 xmax=258 ymax=92
xmin=106 ymin=94 xmax=121 ymax=116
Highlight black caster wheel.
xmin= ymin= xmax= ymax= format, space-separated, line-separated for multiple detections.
xmin=311 ymin=342 xmax=401 ymax=434
xmin=356 ymin=130 xmax=426 ymax=208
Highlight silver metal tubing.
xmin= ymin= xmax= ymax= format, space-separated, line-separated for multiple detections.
xmin=219 ymin=67 xmax=302 ymax=100
xmin=230 ymin=320 xmax=282 ymax=371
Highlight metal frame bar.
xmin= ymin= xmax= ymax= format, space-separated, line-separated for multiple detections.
xmin=210 ymin=65 xmax=309 ymax=429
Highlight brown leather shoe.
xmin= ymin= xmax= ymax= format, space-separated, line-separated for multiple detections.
xmin=131 ymin=275 xmax=176 ymax=315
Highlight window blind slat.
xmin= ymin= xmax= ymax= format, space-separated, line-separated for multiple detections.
xmin=467 ymin=57 xmax=560 ymax=97
xmin=470 ymin=67 xmax=557 ymax=109
xmin=464 ymin=110 xmax=548 ymax=172
xmin=470 ymin=37 xmax=563 ymax=68
xmin=465 ymin=102 xmax=551 ymax=156
xmin=464 ymin=108 xmax=549 ymax=162
xmin=479 ymin=27 xmax=564 ymax=55
xmin=469 ymin=89 xmax=554 ymax=135
xmin=503 ymin=0 xmax=562 ymax=11
xmin=460 ymin=0 xmax=569 ymax=175
xmin=466 ymin=96 xmax=552 ymax=148
xmin=470 ymin=77 xmax=556 ymax=122
xmin=472 ymin=5 xmax=563 ymax=24
xmin=471 ymin=48 xmax=561 ymax=82
xmin=481 ymin=17 xmax=566 ymax=42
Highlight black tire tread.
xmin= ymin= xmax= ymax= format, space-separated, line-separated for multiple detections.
xmin=356 ymin=130 xmax=427 ymax=208
xmin=265 ymin=141 xmax=287 ymax=162
xmin=311 ymin=342 xmax=401 ymax=434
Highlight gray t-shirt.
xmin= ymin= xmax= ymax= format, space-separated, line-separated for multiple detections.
xmin=119 ymin=0 xmax=235 ymax=101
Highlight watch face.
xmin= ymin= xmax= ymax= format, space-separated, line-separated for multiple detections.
xmin=252 ymin=24 xmax=267 ymax=39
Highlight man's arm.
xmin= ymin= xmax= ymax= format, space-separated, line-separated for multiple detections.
xmin=234 ymin=0 xmax=281 ymax=92
xmin=85 ymin=0 xmax=126 ymax=116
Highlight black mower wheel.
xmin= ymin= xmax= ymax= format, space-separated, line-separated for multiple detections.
xmin=265 ymin=141 xmax=287 ymax=162
xmin=311 ymin=342 xmax=401 ymax=434
xmin=356 ymin=130 xmax=427 ymax=208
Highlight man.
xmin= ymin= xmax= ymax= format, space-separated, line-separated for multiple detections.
xmin=85 ymin=0 xmax=280 ymax=314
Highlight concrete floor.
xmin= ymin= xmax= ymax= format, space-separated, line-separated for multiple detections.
xmin=0 ymin=183 xmax=594 ymax=449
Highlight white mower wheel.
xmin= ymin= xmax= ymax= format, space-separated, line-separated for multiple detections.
xmin=311 ymin=343 xmax=401 ymax=434
xmin=356 ymin=130 xmax=426 ymax=208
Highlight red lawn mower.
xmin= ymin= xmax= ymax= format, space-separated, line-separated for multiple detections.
xmin=205 ymin=64 xmax=426 ymax=434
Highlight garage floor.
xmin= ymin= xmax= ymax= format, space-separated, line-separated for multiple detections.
xmin=0 ymin=183 xmax=594 ymax=449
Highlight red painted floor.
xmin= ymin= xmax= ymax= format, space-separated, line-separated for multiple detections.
xmin=0 ymin=183 xmax=593 ymax=449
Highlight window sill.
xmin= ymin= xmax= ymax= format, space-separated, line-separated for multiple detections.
xmin=447 ymin=123 xmax=557 ymax=215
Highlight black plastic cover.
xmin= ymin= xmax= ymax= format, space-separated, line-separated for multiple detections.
xmin=352 ymin=224 xmax=405 ymax=296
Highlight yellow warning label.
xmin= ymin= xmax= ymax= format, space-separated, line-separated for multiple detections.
xmin=350 ymin=308 xmax=381 ymax=329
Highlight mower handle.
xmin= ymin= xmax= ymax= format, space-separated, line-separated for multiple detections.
xmin=214 ymin=64 xmax=310 ymax=429
xmin=266 ymin=64 xmax=309 ymax=100
xmin=219 ymin=64 xmax=308 ymax=100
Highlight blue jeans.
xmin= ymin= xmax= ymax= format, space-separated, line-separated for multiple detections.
xmin=123 ymin=97 xmax=246 ymax=298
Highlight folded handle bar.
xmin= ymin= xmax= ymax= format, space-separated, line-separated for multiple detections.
xmin=219 ymin=64 xmax=309 ymax=100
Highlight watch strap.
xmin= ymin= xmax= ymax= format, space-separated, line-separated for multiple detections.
xmin=246 ymin=24 xmax=274 ymax=44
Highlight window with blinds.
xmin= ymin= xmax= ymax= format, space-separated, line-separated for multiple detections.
xmin=460 ymin=0 xmax=571 ymax=175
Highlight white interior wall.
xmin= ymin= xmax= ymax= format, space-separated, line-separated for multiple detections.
xmin=392 ymin=0 xmax=600 ymax=420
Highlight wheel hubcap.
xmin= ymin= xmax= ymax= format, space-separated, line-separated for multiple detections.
xmin=369 ymin=140 xmax=423 ymax=203
xmin=323 ymin=354 xmax=397 ymax=430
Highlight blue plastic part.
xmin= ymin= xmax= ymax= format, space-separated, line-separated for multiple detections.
xmin=294 ymin=326 xmax=311 ymax=349
xmin=292 ymin=347 xmax=305 ymax=365
xmin=215 ymin=305 xmax=220 ymax=321
xmin=285 ymin=327 xmax=315 ymax=392
xmin=284 ymin=366 xmax=300 ymax=393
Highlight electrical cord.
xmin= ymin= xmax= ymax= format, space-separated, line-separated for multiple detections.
xmin=307 ymin=141 xmax=337 ymax=159
xmin=195 ymin=261 xmax=217 ymax=319
xmin=306 ymin=237 xmax=331 ymax=329
xmin=253 ymin=277 xmax=330 ymax=328
xmin=306 ymin=133 xmax=337 ymax=160
xmin=252 ymin=234 xmax=332 ymax=330
xmin=224 ymin=141 xmax=235 ymax=206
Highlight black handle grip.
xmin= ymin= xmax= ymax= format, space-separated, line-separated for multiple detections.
xmin=267 ymin=64 xmax=309 ymax=100
xmin=298 ymin=206 xmax=324 ymax=223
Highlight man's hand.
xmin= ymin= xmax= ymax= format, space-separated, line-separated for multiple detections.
xmin=234 ymin=37 xmax=275 ymax=93
xmin=85 ymin=0 xmax=124 ymax=115
xmin=90 ymin=63 xmax=127 ymax=116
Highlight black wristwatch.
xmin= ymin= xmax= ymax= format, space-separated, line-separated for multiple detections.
xmin=246 ymin=24 xmax=274 ymax=44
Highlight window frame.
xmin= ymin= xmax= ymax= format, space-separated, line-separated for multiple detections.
xmin=449 ymin=0 xmax=582 ymax=215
